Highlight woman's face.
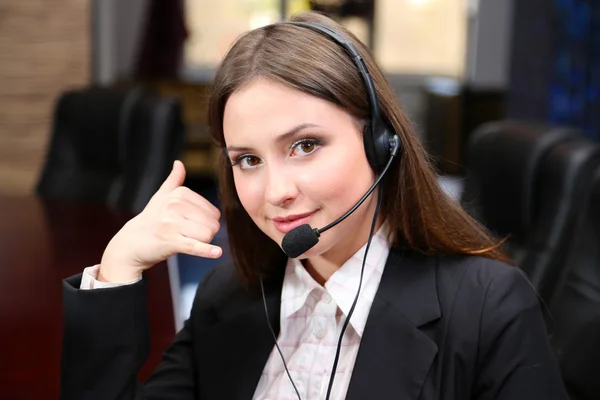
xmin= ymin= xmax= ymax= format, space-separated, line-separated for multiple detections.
xmin=223 ymin=78 xmax=379 ymax=261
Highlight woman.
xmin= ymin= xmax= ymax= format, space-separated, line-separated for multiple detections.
xmin=61 ymin=11 xmax=568 ymax=400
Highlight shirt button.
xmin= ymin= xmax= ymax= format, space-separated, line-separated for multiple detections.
xmin=321 ymin=292 xmax=332 ymax=303
xmin=314 ymin=327 xmax=327 ymax=339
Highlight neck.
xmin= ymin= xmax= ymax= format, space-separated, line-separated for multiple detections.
xmin=303 ymin=213 xmax=384 ymax=286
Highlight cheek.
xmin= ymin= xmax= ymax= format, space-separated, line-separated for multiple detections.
xmin=233 ymin=171 xmax=263 ymax=216
xmin=297 ymin=144 xmax=373 ymax=204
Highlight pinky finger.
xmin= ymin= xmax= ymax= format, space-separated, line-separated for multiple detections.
xmin=180 ymin=238 xmax=222 ymax=259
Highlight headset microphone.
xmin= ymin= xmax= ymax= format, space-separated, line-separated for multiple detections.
xmin=281 ymin=137 xmax=399 ymax=258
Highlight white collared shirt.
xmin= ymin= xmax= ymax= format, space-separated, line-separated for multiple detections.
xmin=80 ymin=225 xmax=392 ymax=400
xmin=253 ymin=224 xmax=391 ymax=400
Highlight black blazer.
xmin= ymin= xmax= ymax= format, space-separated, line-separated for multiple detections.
xmin=60 ymin=248 xmax=569 ymax=399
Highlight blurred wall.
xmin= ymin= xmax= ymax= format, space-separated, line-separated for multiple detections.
xmin=88 ymin=0 xmax=515 ymax=176
xmin=0 ymin=0 xmax=90 ymax=195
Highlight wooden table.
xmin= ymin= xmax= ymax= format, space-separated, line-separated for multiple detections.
xmin=0 ymin=195 xmax=175 ymax=399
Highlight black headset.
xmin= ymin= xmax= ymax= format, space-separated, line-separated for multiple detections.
xmin=283 ymin=21 xmax=401 ymax=173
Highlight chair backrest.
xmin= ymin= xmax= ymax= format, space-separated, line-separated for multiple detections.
xmin=524 ymin=138 xmax=600 ymax=301
xmin=37 ymin=86 xmax=139 ymax=206
xmin=549 ymin=169 xmax=600 ymax=400
xmin=461 ymin=121 xmax=580 ymax=241
xmin=118 ymin=92 xmax=186 ymax=213
xmin=461 ymin=121 xmax=600 ymax=301
xmin=37 ymin=86 xmax=185 ymax=213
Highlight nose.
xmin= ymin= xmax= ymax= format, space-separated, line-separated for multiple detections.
xmin=264 ymin=164 xmax=298 ymax=207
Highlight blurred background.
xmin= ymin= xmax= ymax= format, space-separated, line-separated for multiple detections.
xmin=0 ymin=0 xmax=508 ymax=196
xmin=1 ymin=1 xmax=600 ymax=399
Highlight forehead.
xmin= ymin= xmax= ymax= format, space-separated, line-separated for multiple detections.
xmin=222 ymin=79 xmax=355 ymax=145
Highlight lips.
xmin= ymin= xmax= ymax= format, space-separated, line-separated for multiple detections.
xmin=272 ymin=211 xmax=317 ymax=234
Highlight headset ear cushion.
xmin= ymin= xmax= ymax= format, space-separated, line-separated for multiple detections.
xmin=364 ymin=120 xmax=398 ymax=173
xmin=363 ymin=122 xmax=380 ymax=171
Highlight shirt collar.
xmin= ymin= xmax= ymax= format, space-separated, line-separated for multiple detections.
xmin=280 ymin=221 xmax=392 ymax=337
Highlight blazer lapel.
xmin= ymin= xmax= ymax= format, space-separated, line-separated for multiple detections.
xmin=197 ymin=271 xmax=284 ymax=400
xmin=347 ymin=248 xmax=441 ymax=400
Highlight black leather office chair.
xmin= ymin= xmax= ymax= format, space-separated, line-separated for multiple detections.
xmin=461 ymin=121 xmax=600 ymax=302
xmin=118 ymin=91 xmax=185 ymax=213
xmin=549 ymin=169 xmax=600 ymax=400
xmin=528 ymin=138 xmax=600 ymax=302
xmin=37 ymin=86 xmax=185 ymax=214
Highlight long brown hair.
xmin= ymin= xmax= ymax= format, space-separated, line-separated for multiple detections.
xmin=207 ymin=11 xmax=510 ymax=286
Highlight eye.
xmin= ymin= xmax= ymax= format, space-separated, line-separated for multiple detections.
xmin=290 ymin=138 xmax=321 ymax=157
xmin=232 ymin=155 xmax=262 ymax=170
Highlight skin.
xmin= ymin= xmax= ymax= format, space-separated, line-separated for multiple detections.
xmin=223 ymin=78 xmax=382 ymax=284
xmin=99 ymin=78 xmax=381 ymax=286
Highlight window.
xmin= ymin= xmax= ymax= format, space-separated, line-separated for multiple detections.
xmin=183 ymin=0 xmax=467 ymax=78
xmin=373 ymin=0 xmax=467 ymax=77
xmin=184 ymin=0 xmax=284 ymax=70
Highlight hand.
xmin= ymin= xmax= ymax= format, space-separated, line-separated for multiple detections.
xmin=98 ymin=160 xmax=222 ymax=283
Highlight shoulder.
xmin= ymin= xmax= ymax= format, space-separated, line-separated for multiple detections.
xmin=436 ymin=254 xmax=535 ymax=304
xmin=434 ymin=255 xmax=541 ymax=334
xmin=431 ymin=255 xmax=545 ymax=355
xmin=194 ymin=262 xmax=243 ymax=300
xmin=191 ymin=263 xmax=251 ymax=308
xmin=188 ymin=262 xmax=276 ymax=324
xmin=431 ymin=254 xmax=540 ymax=334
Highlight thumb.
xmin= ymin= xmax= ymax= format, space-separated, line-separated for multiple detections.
xmin=158 ymin=160 xmax=186 ymax=194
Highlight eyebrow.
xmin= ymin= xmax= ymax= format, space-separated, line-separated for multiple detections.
xmin=226 ymin=123 xmax=321 ymax=153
